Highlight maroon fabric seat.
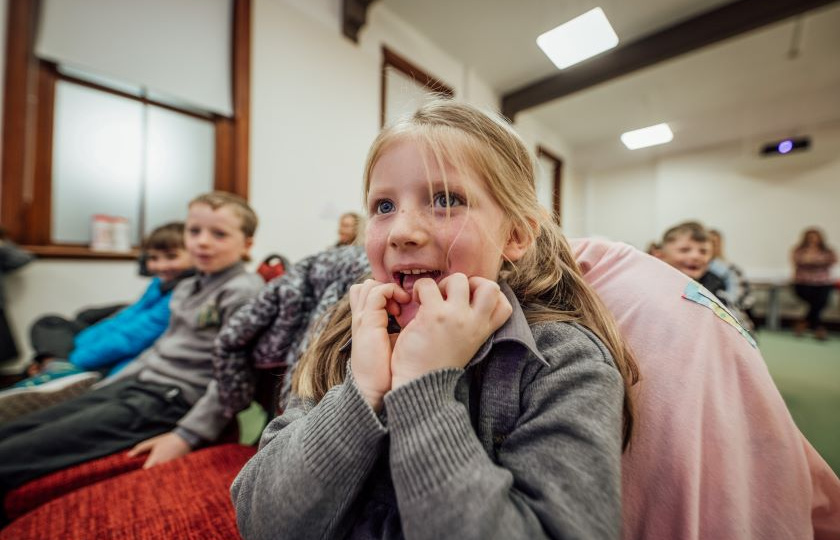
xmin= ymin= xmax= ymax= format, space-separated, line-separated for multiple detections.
xmin=5 ymin=450 xmax=147 ymax=520
xmin=1 ymin=443 xmax=255 ymax=540
xmin=5 ymin=421 xmax=241 ymax=520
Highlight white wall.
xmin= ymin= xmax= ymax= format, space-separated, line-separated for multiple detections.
xmin=584 ymin=122 xmax=840 ymax=280
xmin=248 ymin=0 xmax=574 ymax=262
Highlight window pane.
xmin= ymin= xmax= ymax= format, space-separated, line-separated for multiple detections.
xmin=52 ymin=81 xmax=144 ymax=244
xmin=143 ymin=106 xmax=215 ymax=234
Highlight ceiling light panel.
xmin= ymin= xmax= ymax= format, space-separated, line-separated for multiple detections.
xmin=620 ymin=123 xmax=674 ymax=150
xmin=537 ymin=7 xmax=619 ymax=70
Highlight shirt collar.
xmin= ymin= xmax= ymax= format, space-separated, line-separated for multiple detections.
xmin=192 ymin=262 xmax=245 ymax=294
xmin=468 ymin=281 xmax=548 ymax=368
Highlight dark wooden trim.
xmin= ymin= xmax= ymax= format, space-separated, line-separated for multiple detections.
xmin=29 ymin=62 xmax=57 ymax=245
xmin=381 ymin=47 xmax=455 ymax=127
xmin=1 ymin=0 xmax=39 ymax=242
xmin=342 ymin=0 xmax=377 ymax=43
xmin=22 ymin=244 xmax=139 ymax=260
xmin=502 ymin=0 xmax=840 ymax=119
xmin=230 ymin=0 xmax=250 ymax=199
xmin=537 ymin=146 xmax=563 ymax=223
xmin=214 ymin=118 xmax=234 ymax=193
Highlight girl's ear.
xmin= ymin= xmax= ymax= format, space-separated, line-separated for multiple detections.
xmin=502 ymin=220 xmax=536 ymax=263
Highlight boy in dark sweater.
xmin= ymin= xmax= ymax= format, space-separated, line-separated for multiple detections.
xmin=0 ymin=192 xmax=262 ymax=521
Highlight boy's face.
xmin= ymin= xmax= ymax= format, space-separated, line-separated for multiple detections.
xmin=185 ymin=203 xmax=252 ymax=274
xmin=656 ymin=234 xmax=711 ymax=280
xmin=145 ymin=248 xmax=192 ymax=283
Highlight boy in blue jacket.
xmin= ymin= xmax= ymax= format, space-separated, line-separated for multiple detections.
xmin=0 ymin=222 xmax=193 ymax=422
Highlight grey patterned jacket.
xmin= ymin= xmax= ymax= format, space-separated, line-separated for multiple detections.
xmin=212 ymin=245 xmax=370 ymax=418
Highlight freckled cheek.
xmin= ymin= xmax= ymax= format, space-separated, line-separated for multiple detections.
xmin=364 ymin=226 xmax=390 ymax=282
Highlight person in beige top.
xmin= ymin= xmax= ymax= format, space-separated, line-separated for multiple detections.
xmin=791 ymin=227 xmax=837 ymax=340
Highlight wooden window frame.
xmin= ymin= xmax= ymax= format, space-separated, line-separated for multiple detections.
xmin=1 ymin=0 xmax=251 ymax=259
xmin=536 ymin=145 xmax=563 ymax=224
xmin=380 ymin=46 xmax=454 ymax=128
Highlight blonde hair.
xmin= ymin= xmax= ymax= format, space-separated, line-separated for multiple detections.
xmin=189 ymin=191 xmax=258 ymax=262
xmin=189 ymin=191 xmax=258 ymax=238
xmin=294 ymin=100 xmax=639 ymax=447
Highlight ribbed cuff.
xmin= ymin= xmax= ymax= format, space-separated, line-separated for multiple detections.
xmin=301 ymin=369 xmax=388 ymax=486
xmin=384 ymin=369 xmax=485 ymax=501
xmin=173 ymin=426 xmax=203 ymax=449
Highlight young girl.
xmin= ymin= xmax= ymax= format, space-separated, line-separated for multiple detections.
xmin=231 ymin=101 xmax=638 ymax=540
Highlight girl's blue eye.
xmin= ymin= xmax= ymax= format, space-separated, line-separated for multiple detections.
xmin=433 ymin=192 xmax=463 ymax=209
xmin=376 ymin=200 xmax=395 ymax=214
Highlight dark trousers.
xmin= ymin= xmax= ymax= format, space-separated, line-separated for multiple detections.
xmin=0 ymin=309 xmax=18 ymax=365
xmin=0 ymin=377 xmax=189 ymax=512
xmin=29 ymin=304 xmax=125 ymax=361
xmin=794 ymin=284 xmax=834 ymax=329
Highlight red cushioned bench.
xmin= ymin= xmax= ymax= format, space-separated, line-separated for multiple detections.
xmin=1 ymin=443 xmax=255 ymax=540
xmin=2 ymin=364 xmax=285 ymax=539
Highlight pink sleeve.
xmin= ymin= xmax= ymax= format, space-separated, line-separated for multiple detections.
xmin=571 ymin=237 xmax=840 ymax=540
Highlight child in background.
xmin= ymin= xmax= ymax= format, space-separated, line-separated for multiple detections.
xmin=0 ymin=222 xmax=193 ymax=422
xmin=655 ymin=221 xmax=754 ymax=328
xmin=0 ymin=192 xmax=262 ymax=524
xmin=655 ymin=221 xmax=719 ymax=288
xmin=232 ymin=101 xmax=638 ymax=539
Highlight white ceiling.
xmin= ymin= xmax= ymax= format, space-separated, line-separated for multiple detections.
xmin=380 ymin=0 xmax=840 ymax=171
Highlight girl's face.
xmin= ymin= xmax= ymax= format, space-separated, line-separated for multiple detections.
xmin=365 ymin=140 xmax=523 ymax=326
xmin=804 ymin=231 xmax=821 ymax=247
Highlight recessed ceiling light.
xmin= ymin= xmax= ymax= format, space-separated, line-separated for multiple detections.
xmin=620 ymin=123 xmax=674 ymax=150
xmin=537 ymin=8 xmax=619 ymax=70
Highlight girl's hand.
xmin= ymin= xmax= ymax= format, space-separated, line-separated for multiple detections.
xmin=349 ymin=279 xmax=410 ymax=411
xmin=390 ymin=274 xmax=512 ymax=389
xmin=128 ymin=432 xmax=191 ymax=469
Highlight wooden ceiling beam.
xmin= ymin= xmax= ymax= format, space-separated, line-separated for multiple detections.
xmin=502 ymin=0 xmax=840 ymax=119
xmin=343 ymin=0 xmax=378 ymax=43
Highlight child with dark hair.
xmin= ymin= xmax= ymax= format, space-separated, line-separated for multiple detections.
xmin=0 ymin=222 xmax=193 ymax=422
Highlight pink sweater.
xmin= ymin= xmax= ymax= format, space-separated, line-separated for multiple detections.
xmin=572 ymin=237 xmax=840 ymax=540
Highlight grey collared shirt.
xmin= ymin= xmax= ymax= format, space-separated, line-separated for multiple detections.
xmin=232 ymin=284 xmax=624 ymax=539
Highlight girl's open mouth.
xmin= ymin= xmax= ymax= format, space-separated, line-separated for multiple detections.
xmin=393 ymin=269 xmax=443 ymax=294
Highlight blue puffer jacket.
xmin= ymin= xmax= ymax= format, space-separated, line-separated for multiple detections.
xmin=69 ymin=277 xmax=173 ymax=375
